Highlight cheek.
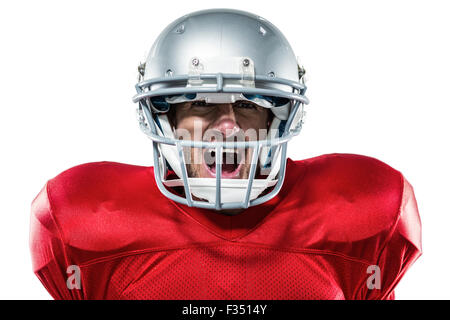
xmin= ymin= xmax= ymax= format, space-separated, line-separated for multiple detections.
xmin=239 ymin=111 xmax=270 ymax=131
xmin=175 ymin=115 xmax=210 ymax=140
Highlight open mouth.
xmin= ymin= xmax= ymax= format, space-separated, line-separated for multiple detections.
xmin=203 ymin=148 xmax=244 ymax=178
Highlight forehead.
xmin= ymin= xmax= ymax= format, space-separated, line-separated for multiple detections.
xmin=171 ymin=102 xmax=271 ymax=123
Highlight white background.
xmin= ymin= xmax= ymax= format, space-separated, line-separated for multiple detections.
xmin=0 ymin=0 xmax=448 ymax=299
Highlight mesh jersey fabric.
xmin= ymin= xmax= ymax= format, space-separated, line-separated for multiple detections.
xmin=29 ymin=154 xmax=422 ymax=300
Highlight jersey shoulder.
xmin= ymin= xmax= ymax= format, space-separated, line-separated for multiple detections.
xmin=43 ymin=162 xmax=163 ymax=220
xmin=304 ymin=153 xmax=404 ymax=235
xmin=30 ymin=162 xmax=172 ymax=262
xmin=300 ymin=152 xmax=404 ymax=193
xmin=284 ymin=154 xmax=407 ymax=260
xmin=46 ymin=161 xmax=158 ymax=206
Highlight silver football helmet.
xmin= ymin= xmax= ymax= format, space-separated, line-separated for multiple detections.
xmin=133 ymin=9 xmax=309 ymax=212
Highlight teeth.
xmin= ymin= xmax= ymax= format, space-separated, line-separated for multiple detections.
xmin=203 ymin=148 xmax=246 ymax=167
xmin=223 ymin=148 xmax=238 ymax=154
xmin=205 ymin=148 xmax=238 ymax=154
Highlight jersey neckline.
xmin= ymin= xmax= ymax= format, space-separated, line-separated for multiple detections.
xmin=167 ymin=158 xmax=308 ymax=241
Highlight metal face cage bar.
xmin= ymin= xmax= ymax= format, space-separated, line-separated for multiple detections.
xmin=140 ymin=100 xmax=301 ymax=212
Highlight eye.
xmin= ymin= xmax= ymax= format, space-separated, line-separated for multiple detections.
xmin=191 ymin=100 xmax=210 ymax=107
xmin=234 ymin=101 xmax=257 ymax=109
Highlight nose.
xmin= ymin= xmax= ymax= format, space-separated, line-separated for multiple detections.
xmin=211 ymin=104 xmax=239 ymax=138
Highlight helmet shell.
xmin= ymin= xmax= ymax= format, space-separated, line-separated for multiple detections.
xmin=144 ymin=8 xmax=299 ymax=89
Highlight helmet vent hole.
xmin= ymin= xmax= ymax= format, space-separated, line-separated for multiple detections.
xmin=268 ymin=71 xmax=275 ymax=77
xmin=174 ymin=24 xmax=185 ymax=34
xmin=259 ymin=26 xmax=266 ymax=36
xmin=191 ymin=57 xmax=200 ymax=67
xmin=165 ymin=69 xmax=173 ymax=77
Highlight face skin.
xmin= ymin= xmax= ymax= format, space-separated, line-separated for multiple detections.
xmin=169 ymin=100 xmax=272 ymax=181
xmin=168 ymin=100 xmax=272 ymax=215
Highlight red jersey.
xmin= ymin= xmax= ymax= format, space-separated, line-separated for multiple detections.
xmin=29 ymin=153 xmax=422 ymax=299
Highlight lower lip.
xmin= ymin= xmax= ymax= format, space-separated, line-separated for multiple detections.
xmin=203 ymin=158 xmax=242 ymax=178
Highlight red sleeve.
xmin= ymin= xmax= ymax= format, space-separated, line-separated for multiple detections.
xmin=359 ymin=176 xmax=422 ymax=299
xmin=29 ymin=182 xmax=84 ymax=300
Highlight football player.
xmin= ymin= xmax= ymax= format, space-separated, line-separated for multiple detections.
xmin=30 ymin=8 xmax=422 ymax=299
